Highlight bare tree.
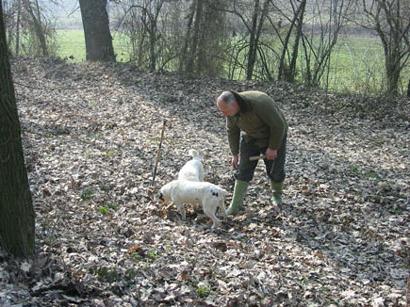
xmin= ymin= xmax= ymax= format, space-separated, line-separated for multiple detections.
xmin=0 ymin=1 xmax=35 ymax=257
xmin=361 ymin=0 xmax=410 ymax=95
xmin=22 ymin=0 xmax=48 ymax=56
xmin=114 ymin=0 xmax=184 ymax=71
xmin=79 ymin=0 xmax=115 ymax=62
xmin=216 ymin=0 xmax=269 ymax=80
xmin=267 ymin=0 xmax=307 ymax=82
xmin=300 ymin=0 xmax=352 ymax=87
xmin=118 ymin=0 xmax=165 ymax=70
xmin=180 ymin=0 xmax=227 ymax=77
xmin=3 ymin=0 xmax=56 ymax=57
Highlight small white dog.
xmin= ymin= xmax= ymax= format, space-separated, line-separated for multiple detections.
xmin=177 ymin=149 xmax=204 ymax=182
xmin=159 ymin=179 xmax=228 ymax=228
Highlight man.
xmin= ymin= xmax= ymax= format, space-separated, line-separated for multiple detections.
xmin=216 ymin=90 xmax=288 ymax=215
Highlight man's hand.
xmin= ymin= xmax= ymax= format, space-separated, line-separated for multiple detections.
xmin=265 ymin=148 xmax=278 ymax=160
xmin=231 ymin=155 xmax=239 ymax=169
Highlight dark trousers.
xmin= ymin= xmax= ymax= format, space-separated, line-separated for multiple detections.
xmin=235 ymin=133 xmax=287 ymax=183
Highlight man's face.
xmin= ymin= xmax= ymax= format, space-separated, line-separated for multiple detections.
xmin=217 ymin=100 xmax=239 ymax=117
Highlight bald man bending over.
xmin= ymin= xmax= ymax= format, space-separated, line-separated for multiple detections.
xmin=216 ymin=90 xmax=288 ymax=215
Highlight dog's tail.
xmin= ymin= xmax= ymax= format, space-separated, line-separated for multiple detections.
xmin=188 ymin=149 xmax=202 ymax=160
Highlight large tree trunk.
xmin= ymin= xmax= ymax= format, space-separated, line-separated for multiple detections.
xmin=179 ymin=0 xmax=195 ymax=74
xmin=0 ymin=2 xmax=35 ymax=257
xmin=79 ymin=0 xmax=115 ymax=62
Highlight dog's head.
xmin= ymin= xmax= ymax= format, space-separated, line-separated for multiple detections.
xmin=158 ymin=191 xmax=165 ymax=202
xmin=158 ymin=183 xmax=172 ymax=204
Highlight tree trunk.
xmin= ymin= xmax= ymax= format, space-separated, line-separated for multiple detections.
xmin=288 ymin=0 xmax=306 ymax=83
xmin=186 ymin=0 xmax=204 ymax=75
xmin=148 ymin=1 xmax=164 ymax=72
xmin=179 ymin=0 xmax=195 ymax=73
xmin=385 ymin=57 xmax=400 ymax=95
xmin=246 ymin=0 xmax=259 ymax=80
xmin=278 ymin=0 xmax=306 ymax=82
xmin=149 ymin=22 xmax=156 ymax=72
xmin=15 ymin=0 xmax=21 ymax=55
xmin=0 ymin=2 xmax=35 ymax=257
xmin=79 ymin=0 xmax=115 ymax=62
xmin=367 ymin=0 xmax=409 ymax=96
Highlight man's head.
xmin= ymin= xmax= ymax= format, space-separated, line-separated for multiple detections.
xmin=216 ymin=91 xmax=240 ymax=117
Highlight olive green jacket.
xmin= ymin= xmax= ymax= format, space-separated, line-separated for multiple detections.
xmin=226 ymin=91 xmax=288 ymax=155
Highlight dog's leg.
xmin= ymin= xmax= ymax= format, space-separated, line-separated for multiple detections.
xmin=203 ymin=201 xmax=221 ymax=228
xmin=175 ymin=202 xmax=186 ymax=220
xmin=220 ymin=199 xmax=228 ymax=219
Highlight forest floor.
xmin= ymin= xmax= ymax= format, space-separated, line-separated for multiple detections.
xmin=1 ymin=58 xmax=409 ymax=306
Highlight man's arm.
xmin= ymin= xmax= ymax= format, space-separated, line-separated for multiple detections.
xmin=226 ymin=117 xmax=240 ymax=155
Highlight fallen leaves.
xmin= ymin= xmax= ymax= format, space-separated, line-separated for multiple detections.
xmin=0 ymin=58 xmax=407 ymax=306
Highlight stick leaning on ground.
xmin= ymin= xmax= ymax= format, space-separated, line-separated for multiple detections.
xmin=152 ymin=119 xmax=167 ymax=185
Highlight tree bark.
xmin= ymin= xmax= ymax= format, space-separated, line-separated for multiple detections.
xmin=0 ymin=2 xmax=35 ymax=257
xmin=179 ymin=0 xmax=195 ymax=73
xmin=79 ymin=0 xmax=115 ymax=62
xmin=186 ymin=0 xmax=204 ymax=75
xmin=246 ymin=0 xmax=260 ymax=80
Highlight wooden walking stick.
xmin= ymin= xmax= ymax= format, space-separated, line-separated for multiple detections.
xmin=152 ymin=119 xmax=167 ymax=185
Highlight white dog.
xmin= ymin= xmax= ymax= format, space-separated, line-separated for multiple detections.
xmin=159 ymin=179 xmax=228 ymax=228
xmin=177 ymin=149 xmax=204 ymax=182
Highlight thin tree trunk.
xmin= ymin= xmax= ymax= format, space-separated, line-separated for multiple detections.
xmin=149 ymin=22 xmax=156 ymax=71
xmin=277 ymin=0 xmax=305 ymax=81
xmin=149 ymin=1 xmax=164 ymax=72
xmin=0 ymin=2 xmax=35 ymax=257
xmin=246 ymin=0 xmax=259 ymax=80
xmin=15 ymin=0 xmax=21 ymax=55
xmin=288 ymin=0 xmax=306 ymax=83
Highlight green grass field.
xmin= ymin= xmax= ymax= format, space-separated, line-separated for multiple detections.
xmin=54 ymin=29 xmax=409 ymax=95
xmin=56 ymin=29 xmax=131 ymax=62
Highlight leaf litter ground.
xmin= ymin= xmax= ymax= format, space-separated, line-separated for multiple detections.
xmin=1 ymin=58 xmax=409 ymax=306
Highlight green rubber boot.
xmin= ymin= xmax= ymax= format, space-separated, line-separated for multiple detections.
xmin=270 ymin=181 xmax=283 ymax=206
xmin=226 ymin=180 xmax=249 ymax=216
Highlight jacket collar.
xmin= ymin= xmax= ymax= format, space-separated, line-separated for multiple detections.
xmin=231 ymin=91 xmax=252 ymax=113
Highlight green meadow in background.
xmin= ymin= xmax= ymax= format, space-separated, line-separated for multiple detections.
xmin=55 ymin=29 xmax=409 ymax=95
